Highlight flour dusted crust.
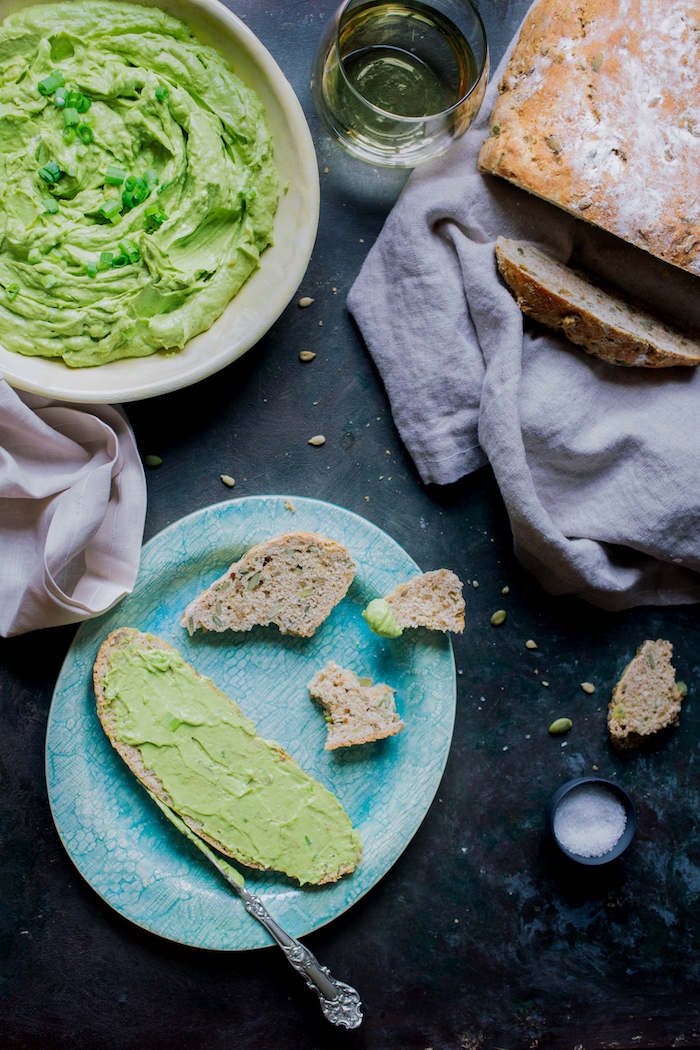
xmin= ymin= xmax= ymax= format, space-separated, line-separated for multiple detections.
xmin=308 ymin=661 xmax=404 ymax=750
xmin=385 ymin=569 xmax=465 ymax=633
xmin=496 ymin=237 xmax=700 ymax=366
xmin=181 ymin=532 xmax=355 ymax=638
xmin=478 ymin=0 xmax=700 ymax=275
xmin=607 ymin=639 xmax=686 ymax=750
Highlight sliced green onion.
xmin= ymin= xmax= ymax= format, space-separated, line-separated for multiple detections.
xmin=77 ymin=124 xmax=93 ymax=143
xmin=54 ymin=85 xmax=68 ymax=108
xmin=105 ymin=164 xmax=127 ymax=185
xmin=143 ymin=168 xmax=159 ymax=190
xmin=124 ymin=175 xmax=138 ymax=192
xmin=76 ymin=94 xmax=91 ymax=113
xmin=49 ymin=247 xmax=65 ymax=262
xmin=63 ymin=106 xmax=80 ymax=126
xmin=65 ymin=88 xmax=82 ymax=106
xmin=156 ymin=180 xmax=169 ymax=195
xmin=99 ymin=199 xmax=122 ymax=223
xmin=87 ymin=260 xmax=97 ymax=277
xmin=98 ymin=251 xmax=113 ymax=270
xmin=6 ymin=283 xmax=19 ymax=301
xmin=144 ymin=202 xmax=167 ymax=228
xmin=44 ymin=199 xmax=59 ymax=214
xmin=62 ymin=125 xmax=76 ymax=143
xmin=38 ymin=72 xmax=63 ymax=95
xmin=119 ymin=238 xmax=140 ymax=264
xmin=38 ymin=160 xmax=62 ymax=184
xmin=65 ymin=164 xmax=78 ymax=178
xmin=42 ymin=274 xmax=57 ymax=289
xmin=111 ymin=251 xmax=127 ymax=268
xmin=27 ymin=248 xmax=42 ymax=264
xmin=155 ymin=84 xmax=169 ymax=101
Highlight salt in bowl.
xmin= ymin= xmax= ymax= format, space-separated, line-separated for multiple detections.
xmin=549 ymin=776 xmax=637 ymax=866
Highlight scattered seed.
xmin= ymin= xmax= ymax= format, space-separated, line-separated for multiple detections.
xmin=472 ymin=580 xmax=479 ymax=588
xmin=677 ymin=681 xmax=688 ymax=697
xmin=581 ymin=682 xmax=595 ymax=693
xmin=525 ymin=639 xmax=538 ymax=649
xmin=548 ymin=717 xmax=572 ymax=735
xmin=298 ymin=296 xmax=314 ymax=307
xmin=502 ymin=585 xmax=510 ymax=594
xmin=220 ymin=474 xmax=235 ymax=487
xmin=308 ymin=435 xmax=326 ymax=446
xmin=143 ymin=454 xmax=162 ymax=469
xmin=299 ymin=351 xmax=316 ymax=362
xmin=490 ymin=609 xmax=507 ymax=626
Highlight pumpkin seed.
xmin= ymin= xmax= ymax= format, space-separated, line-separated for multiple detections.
xmin=220 ymin=474 xmax=235 ymax=487
xmin=548 ymin=717 xmax=572 ymax=735
xmin=298 ymin=296 xmax=314 ymax=307
xmin=359 ymin=677 xmax=372 ymax=687
xmin=143 ymin=454 xmax=162 ymax=469
xmin=298 ymin=586 xmax=313 ymax=597
xmin=187 ymin=616 xmax=194 ymax=637
xmin=545 ymin=134 xmax=562 ymax=154
xmin=215 ymin=601 xmax=222 ymax=616
xmin=212 ymin=613 xmax=222 ymax=628
xmin=581 ymin=682 xmax=595 ymax=694
xmin=647 ymin=651 xmax=655 ymax=669
xmin=299 ymin=351 xmax=316 ymax=362
xmin=591 ymin=51 xmax=604 ymax=71
xmin=612 ymin=704 xmax=626 ymax=720
xmin=247 ymin=571 xmax=261 ymax=589
xmin=677 ymin=681 xmax=688 ymax=697
xmin=490 ymin=609 xmax=507 ymax=626
xmin=525 ymin=639 xmax=538 ymax=649
xmin=308 ymin=435 xmax=326 ymax=446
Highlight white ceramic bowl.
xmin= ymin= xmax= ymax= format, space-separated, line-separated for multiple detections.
xmin=0 ymin=0 xmax=319 ymax=403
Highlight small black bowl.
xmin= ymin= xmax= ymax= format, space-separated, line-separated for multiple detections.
xmin=548 ymin=776 xmax=637 ymax=866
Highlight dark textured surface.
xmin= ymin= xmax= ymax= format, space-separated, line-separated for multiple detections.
xmin=2 ymin=1 xmax=700 ymax=1048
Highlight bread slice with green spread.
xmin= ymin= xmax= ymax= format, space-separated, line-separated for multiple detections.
xmin=496 ymin=237 xmax=700 ymax=368
xmin=608 ymin=639 xmax=687 ymax=750
xmin=385 ymin=569 xmax=465 ymax=633
xmin=94 ymin=628 xmax=362 ymax=885
xmin=181 ymin=532 xmax=356 ymax=638
xmin=308 ymin=661 xmax=404 ymax=750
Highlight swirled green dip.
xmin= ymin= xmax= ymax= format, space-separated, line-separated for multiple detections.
xmin=362 ymin=598 xmax=403 ymax=638
xmin=0 ymin=1 xmax=278 ymax=367
xmin=102 ymin=640 xmax=362 ymax=885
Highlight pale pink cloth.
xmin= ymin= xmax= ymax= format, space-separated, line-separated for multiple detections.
xmin=0 ymin=380 xmax=146 ymax=637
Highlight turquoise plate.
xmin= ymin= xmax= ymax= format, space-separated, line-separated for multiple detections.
xmin=46 ymin=495 xmax=456 ymax=951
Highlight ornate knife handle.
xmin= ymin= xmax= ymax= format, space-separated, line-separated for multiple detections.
xmin=239 ymin=885 xmax=363 ymax=1029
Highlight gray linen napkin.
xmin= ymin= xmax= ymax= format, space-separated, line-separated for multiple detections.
xmin=347 ymin=5 xmax=700 ymax=611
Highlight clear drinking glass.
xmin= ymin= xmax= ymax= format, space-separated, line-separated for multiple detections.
xmin=311 ymin=0 xmax=489 ymax=168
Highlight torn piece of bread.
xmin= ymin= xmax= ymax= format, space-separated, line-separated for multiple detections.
xmin=309 ymin=661 xmax=404 ymax=750
xmin=496 ymin=237 xmax=700 ymax=368
xmin=608 ymin=639 xmax=687 ymax=750
xmin=94 ymin=628 xmax=362 ymax=885
xmin=181 ymin=532 xmax=355 ymax=638
xmin=384 ymin=569 xmax=465 ymax=633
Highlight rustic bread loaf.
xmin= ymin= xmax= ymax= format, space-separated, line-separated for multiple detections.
xmin=94 ymin=628 xmax=362 ymax=884
xmin=496 ymin=237 xmax=700 ymax=367
xmin=385 ymin=569 xmax=465 ymax=633
xmin=181 ymin=532 xmax=355 ymax=638
xmin=308 ymin=661 xmax=404 ymax=750
xmin=478 ymin=0 xmax=700 ymax=276
xmin=607 ymin=639 xmax=686 ymax=750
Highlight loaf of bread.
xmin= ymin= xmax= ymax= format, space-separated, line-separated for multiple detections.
xmin=496 ymin=237 xmax=700 ymax=367
xmin=384 ymin=569 xmax=465 ymax=633
xmin=181 ymin=532 xmax=355 ymax=638
xmin=478 ymin=0 xmax=700 ymax=276
xmin=94 ymin=628 xmax=362 ymax=884
xmin=308 ymin=661 xmax=404 ymax=749
xmin=607 ymin=639 xmax=687 ymax=750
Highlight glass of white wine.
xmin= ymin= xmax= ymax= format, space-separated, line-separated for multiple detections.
xmin=311 ymin=0 xmax=489 ymax=168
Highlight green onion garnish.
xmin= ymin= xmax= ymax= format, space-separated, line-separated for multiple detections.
xmin=77 ymin=124 xmax=93 ymax=143
xmin=76 ymin=94 xmax=91 ymax=113
xmin=27 ymin=248 xmax=42 ymax=264
xmin=105 ymin=164 xmax=127 ymax=185
xmin=111 ymin=251 xmax=127 ymax=268
xmin=144 ymin=202 xmax=167 ymax=228
xmin=54 ymin=85 xmax=68 ymax=108
xmin=87 ymin=261 xmax=97 ymax=278
xmin=62 ymin=125 xmax=76 ymax=143
xmin=44 ymin=199 xmax=59 ymax=214
xmin=98 ymin=251 xmax=113 ymax=270
xmin=42 ymin=274 xmax=57 ymax=290
xmin=38 ymin=71 xmax=63 ymax=95
xmin=38 ymin=160 xmax=62 ymax=184
xmin=124 ymin=175 xmax=138 ymax=192
xmin=119 ymin=238 xmax=140 ymax=264
xmin=6 ymin=283 xmax=19 ymax=301
xmin=63 ymin=106 xmax=80 ymax=127
xmin=99 ymin=199 xmax=121 ymax=223
xmin=143 ymin=168 xmax=159 ymax=190
xmin=155 ymin=84 xmax=169 ymax=101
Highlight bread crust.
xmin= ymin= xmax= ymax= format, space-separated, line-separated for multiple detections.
xmin=496 ymin=237 xmax=700 ymax=367
xmin=181 ymin=532 xmax=355 ymax=638
xmin=479 ymin=0 xmax=700 ymax=276
xmin=94 ymin=628 xmax=360 ymax=883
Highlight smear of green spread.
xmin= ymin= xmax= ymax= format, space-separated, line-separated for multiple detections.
xmin=102 ymin=640 xmax=362 ymax=885
xmin=0 ymin=1 xmax=278 ymax=367
xmin=362 ymin=598 xmax=403 ymax=638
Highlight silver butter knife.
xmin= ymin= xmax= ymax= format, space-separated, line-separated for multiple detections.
xmin=146 ymin=790 xmax=363 ymax=1029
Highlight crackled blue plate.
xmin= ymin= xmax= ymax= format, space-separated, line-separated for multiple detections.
xmin=46 ymin=495 xmax=456 ymax=951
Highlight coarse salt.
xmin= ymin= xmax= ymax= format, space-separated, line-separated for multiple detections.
xmin=553 ymin=783 xmax=627 ymax=858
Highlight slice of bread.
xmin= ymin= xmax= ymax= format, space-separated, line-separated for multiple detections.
xmin=608 ymin=639 xmax=686 ymax=750
xmin=384 ymin=569 xmax=465 ymax=633
xmin=94 ymin=628 xmax=362 ymax=884
xmin=496 ymin=237 xmax=700 ymax=368
xmin=181 ymin=532 xmax=356 ymax=638
xmin=308 ymin=661 xmax=404 ymax=750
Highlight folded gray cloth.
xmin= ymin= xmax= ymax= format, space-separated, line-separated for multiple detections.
xmin=347 ymin=5 xmax=700 ymax=611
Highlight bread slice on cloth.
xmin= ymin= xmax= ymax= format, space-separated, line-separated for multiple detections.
xmin=94 ymin=628 xmax=362 ymax=884
xmin=607 ymin=639 xmax=686 ymax=750
xmin=385 ymin=569 xmax=465 ymax=633
xmin=496 ymin=237 xmax=700 ymax=368
xmin=478 ymin=0 xmax=700 ymax=277
xmin=181 ymin=532 xmax=356 ymax=638
xmin=308 ymin=661 xmax=404 ymax=750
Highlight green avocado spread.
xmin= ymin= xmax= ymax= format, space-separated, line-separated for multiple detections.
xmin=362 ymin=598 xmax=403 ymax=638
xmin=0 ymin=1 xmax=278 ymax=367
xmin=102 ymin=638 xmax=362 ymax=885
